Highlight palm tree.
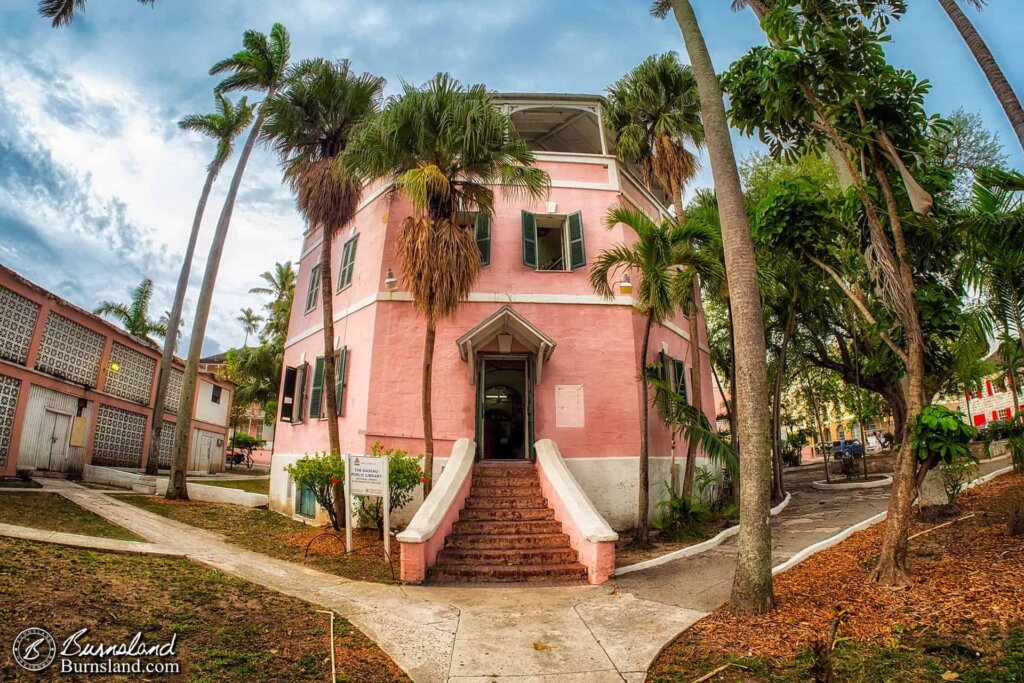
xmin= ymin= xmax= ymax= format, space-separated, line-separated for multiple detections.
xmin=237 ymin=307 xmax=263 ymax=347
xmin=39 ymin=0 xmax=153 ymax=27
xmin=250 ymin=261 xmax=297 ymax=344
xmin=937 ymin=0 xmax=1024 ymax=152
xmin=262 ymin=59 xmax=385 ymax=460
xmin=343 ymin=74 xmax=550 ymax=495
xmin=145 ymin=93 xmax=255 ymax=476
xmin=94 ymin=278 xmax=166 ymax=342
xmin=168 ymin=23 xmax=291 ymax=500
xmin=605 ymin=52 xmax=708 ymax=499
xmin=590 ymin=206 xmax=722 ymax=545
xmin=654 ymin=0 xmax=776 ymax=614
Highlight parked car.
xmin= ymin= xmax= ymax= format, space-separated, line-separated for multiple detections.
xmin=831 ymin=439 xmax=865 ymax=458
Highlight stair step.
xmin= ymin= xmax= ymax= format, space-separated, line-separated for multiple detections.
xmin=437 ymin=547 xmax=580 ymax=566
xmin=446 ymin=533 xmax=571 ymax=550
xmin=427 ymin=563 xmax=588 ymax=584
xmin=464 ymin=496 xmax=547 ymax=510
xmin=470 ymin=484 xmax=543 ymax=497
xmin=451 ymin=519 xmax=565 ymax=535
xmin=459 ymin=507 xmax=555 ymax=521
xmin=472 ymin=476 xmax=540 ymax=488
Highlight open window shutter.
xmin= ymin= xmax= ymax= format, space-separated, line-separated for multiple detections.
xmin=521 ymin=211 xmax=537 ymax=268
xmin=280 ymin=367 xmax=297 ymax=422
xmin=658 ymin=351 xmax=671 ymax=411
xmin=674 ymin=360 xmax=688 ymax=404
xmin=475 ymin=212 xmax=492 ymax=266
xmin=295 ymin=363 xmax=308 ymax=422
xmin=309 ymin=357 xmax=324 ymax=419
xmin=305 ymin=264 xmax=321 ymax=311
xmin=339 ymin=236 xmax=358 ymax=289
xmin=568 ymin=211 xmax=586 ymax=270
xmin=335 ymin=346 xmax=347 ymax=416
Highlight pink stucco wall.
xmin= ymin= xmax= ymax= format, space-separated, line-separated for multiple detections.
xmin=274 ymin=155 xmax=718 ymax=464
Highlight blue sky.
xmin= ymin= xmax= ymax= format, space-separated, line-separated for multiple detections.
xmin=0 ymin=0 xmax=1021 ymax=355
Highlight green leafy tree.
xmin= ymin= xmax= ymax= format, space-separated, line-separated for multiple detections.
xmin=237 ymin=307 xmax=263 ymax=347
xmin=909 ymin=405 xmax=978 ymax=486
xmin=94 ymin=278 xmax=166 ymax=342
xmin=285 ymin=452 xmax=345 ymax=531
xmin=343 ymin=74 xmax=549 ymax=494
xmin=169 ymin=23 xmax=291 ymax=501
xmin=250 ymin=261 xmax=296 ymax=345
xmin=39 ymin=0 xmax=154 ymax=27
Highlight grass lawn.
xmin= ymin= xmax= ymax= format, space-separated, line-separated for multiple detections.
xmin=114 ymin=494 xmax=398 ymax=583
xmin=650 ymin=472 xmax=1024 ymax=682
xmin=0 ymin=492 xmax=144 ymax=541
xmin=0 ymin=538 xmax=409 ymax=682
xmin=196 ymin=478 xmax=270 ymax=495
xmin=0 ymin=478 xmax=41 ymax=489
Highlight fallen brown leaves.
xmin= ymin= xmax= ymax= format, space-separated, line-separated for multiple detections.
xmin=656 ymin=472 xmax=1024 ymax=662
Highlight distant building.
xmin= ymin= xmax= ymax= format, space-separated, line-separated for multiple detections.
xmin=199 ymin=351 xmax=275 ymax=449
xmin=0 ymin=265 xmax=233 ymax=477
xmin=953 ymin=350 xmax=1024 ymax=428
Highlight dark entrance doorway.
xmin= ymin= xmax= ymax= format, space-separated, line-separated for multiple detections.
xmin=477 ymin=356 xmax=531 ymax=460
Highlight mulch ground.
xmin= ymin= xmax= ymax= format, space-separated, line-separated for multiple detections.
xmin=650 ymin=471 xmax=1024 ymax=681
xmin=0 ymin=537 xmax=409 ymax=682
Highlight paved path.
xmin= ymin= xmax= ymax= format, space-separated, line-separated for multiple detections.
xmin=8 ymin=461 xmax=1009 ymax=682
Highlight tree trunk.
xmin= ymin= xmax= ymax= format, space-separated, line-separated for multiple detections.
xmin=168 ymin=104 xmax=268 ymax=500
xmin=146 ymin=165 xmax=217 ymax=476
xmin=938 ymin=0 xmax=1024 ymax=151
xmin=320 ymin=233 xmax=341 ymax=458
xmin=421 ymin=321 xmax=435 ymax=497
xmin=771 ymin=292 xmax=797 ymax=503
xmin=803 ymin=367 xmax=829 ymax=481
xmin=637 ymin=312 xmax=654 ymax=546
xmin=669 ymin=0 xmax=774 ymax=614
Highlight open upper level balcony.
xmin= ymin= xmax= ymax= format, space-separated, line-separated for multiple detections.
xmin=495 ymin=93 xmax=673 ymax=216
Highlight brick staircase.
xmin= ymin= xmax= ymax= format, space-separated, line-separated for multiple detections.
xmin=427 ymin=461 xmax=588 ymax=583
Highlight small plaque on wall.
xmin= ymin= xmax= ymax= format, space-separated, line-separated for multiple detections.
xmin=555 ymin=385 xmax=585 ymax=428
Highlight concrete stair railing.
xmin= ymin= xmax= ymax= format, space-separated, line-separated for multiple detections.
xmin=397 ymin=438 xmax=476 ymax=583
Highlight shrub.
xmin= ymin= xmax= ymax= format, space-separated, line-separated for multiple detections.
xmin=653 ymin=484 xmax=709 ymax=541
xmin=355 ymin=442 xmax=426 ymax=538
xmin=909 ymin=405 xmax=978 ymax=471
xmin=982 ymin=411 xmax=1024 ymax=472
xmin=229 ymin=432 xmax=265 ymax=453
xmin=285 ymin=452 xmax=345 ymax=531
xmin=693 ymin=466 xmax=720 ymax=505
xmin=940 ymin=449 xmax=979 ymax=503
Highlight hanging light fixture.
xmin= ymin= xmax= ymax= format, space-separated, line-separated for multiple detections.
xmin=618 ymin=272 xmax=632 ymax=295
xmin=384 ymin=267 xmax=398 ymax=292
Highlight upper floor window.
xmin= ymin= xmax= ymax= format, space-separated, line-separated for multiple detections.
xmin=521 ymin=211 xmax=585 ymax=271
xmin=280 ymin=362 xmax=307 ymax=423
xmin=508 ymin=106 xmax=604 ymax=155
xmin=304 ymin=263 xmax=321 ymax=312
xmin=456 ymin=211 xmax=492 ymax=266
xmin=337 ymin=236 xmax=359 ymax=291
xmin=211 ymin=385 xmax=222 ymax=404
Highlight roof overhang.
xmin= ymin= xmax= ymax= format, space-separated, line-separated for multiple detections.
xmin=457 ymin=305 xmax=556 ymax=385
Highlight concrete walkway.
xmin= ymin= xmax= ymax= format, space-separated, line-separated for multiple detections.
xmin=7 ymin=462 xmax=1008 ymax=682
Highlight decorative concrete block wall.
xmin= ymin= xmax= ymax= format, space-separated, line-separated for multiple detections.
xmin=0 ymin=374 xmax=21 ymax=468
xmin=92 ymin=404 xmax=147 ymax=468
xmin=157 ymin=420 xmax=175 ymax=468
xmin=0 ymin=285 xmax=40 ymax=364
xmin=104 ymin=342 xmax=156 ymax=404
xmin=35 ymin=312 xmax=105 ymax=387
xmin=165 ymin=367 xmax=183 ymax=413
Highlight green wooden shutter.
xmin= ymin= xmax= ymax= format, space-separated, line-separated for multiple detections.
xmin=280 ymin=366 xmax=297 ymax=422
xmin=294 ymin=363 xmax=308 ymax=423
xmin=309 ymin=356 xmax=324 ymax=419
xmin=335 ymin=346 xmax=347 ymax=416
xmin=305 ymin=264 xmax=321 ymax=311
xmin=568 ymin=211 xmax=586 ymax=269
xmin=475 ymin=212 xmax=492 ymax=266
xmin=673 ymin=359 xmax=688 ymax=404
xmin=339 ymin=236 xmax=358 ymax=290
xmin=521 ymin=211 xmax=537 ymax=268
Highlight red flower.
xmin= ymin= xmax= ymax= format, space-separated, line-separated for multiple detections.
xmin=331 ymin=477 xmax=339 ymax=486
xmin=419 ymin=476 xmax=427 ymax=484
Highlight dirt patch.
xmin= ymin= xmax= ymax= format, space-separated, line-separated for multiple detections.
xmin=114 ymin=495 xmax=399 ymax=583
xmin=0 ymin=492 xmax=143 ymax=541
xmin=0 ymin=478 xmax=42 ymax=489
xmin=0 ymin=537 xmax=409 ymax=682
xmin=650 ymin=472 xmax=1024 ymax=681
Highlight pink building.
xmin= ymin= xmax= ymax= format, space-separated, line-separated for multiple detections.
xmin=0 ymin=265 xmax=233 ymax=478
xmin=268 ymin=94 xmax=716 ymax=580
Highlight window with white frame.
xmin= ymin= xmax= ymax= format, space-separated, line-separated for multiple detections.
xmin=304 ymin=264 xmax=321 ymax=312
xmin=521 ymin=211 xmax=585 ymax=271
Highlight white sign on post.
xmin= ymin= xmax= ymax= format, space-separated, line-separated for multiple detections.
xmin=343 ymin=453 xmax=391 ymax=558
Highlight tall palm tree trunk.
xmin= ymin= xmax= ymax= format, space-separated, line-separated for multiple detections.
xmin=938 ymin=0 xmax=1024 ymax=151
xmin=168 ymin=106 xmax=269 ymax=500
xmin=422 ymin=321 xmax=436 ymax=496
xmin=671 ymin=186 xmax=707 ymax=500
xmin=319 ymin=234 xmax=341 ymax=457
xmin=637 ymin=311 xmax=655 ymax=546
xmin=145 ymin=165 xmax=216 ymax=476
xmin=668 ymin=0 xmax=775 ymax=614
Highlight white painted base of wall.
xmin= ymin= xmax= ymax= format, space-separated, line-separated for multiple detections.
xmin=812 ymin=475 xmax=892 ymax=491
xmin=84 ymin=465 xmax=269 ymax=507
